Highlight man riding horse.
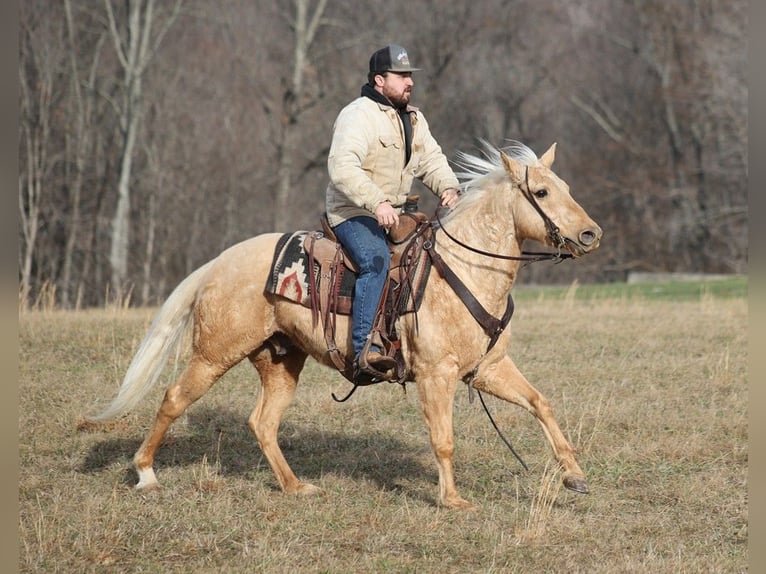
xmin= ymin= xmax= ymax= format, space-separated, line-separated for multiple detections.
xmin=325 ymin=44 xmax=460 ymax=382
xmin=86 ymin=46 xmax=602 ymax=509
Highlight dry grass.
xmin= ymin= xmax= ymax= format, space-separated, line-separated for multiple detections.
xmin=18 ymin=294 xmax=747 ymax=573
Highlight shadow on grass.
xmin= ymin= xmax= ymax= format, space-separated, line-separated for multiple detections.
xmin=79 ymin=405 xmax=433 ymax=498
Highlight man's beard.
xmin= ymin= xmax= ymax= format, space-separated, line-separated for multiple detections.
xmin=386 ymin=89 xmax=411 ymax=109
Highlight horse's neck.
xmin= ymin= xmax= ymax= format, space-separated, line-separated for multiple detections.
xmin=436 ymin=198 xmax=521 ymax=306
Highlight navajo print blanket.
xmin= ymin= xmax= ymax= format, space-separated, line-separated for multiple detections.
xmin=264 ymin=230 xmax=431 ymax=315
xmin=265 ymin=231 xmax=354 ymax=310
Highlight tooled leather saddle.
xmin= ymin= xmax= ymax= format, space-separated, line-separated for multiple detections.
xmin=307 ymin=208 xmax=432 ymax=386
xmin=265 ymin=196 xmax=434 ymax=388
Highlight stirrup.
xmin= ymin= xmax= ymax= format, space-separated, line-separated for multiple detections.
xmin=330 ymin=352 xmax=399 ymax=402
xmin=330 ymin=361 xmax=388 ymax=403
xmin=356 ymin=350 xmax=396 ymax=381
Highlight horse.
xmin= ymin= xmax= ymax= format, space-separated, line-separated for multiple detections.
xmin=88 ymin=140 xmax=602 ymax=509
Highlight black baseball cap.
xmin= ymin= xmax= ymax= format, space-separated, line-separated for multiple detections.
xmin=369 ymin=44 xmax=422 ymax=74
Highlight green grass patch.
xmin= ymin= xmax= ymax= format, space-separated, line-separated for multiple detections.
xmin=514 ymin=275 xmax=747 ymax=302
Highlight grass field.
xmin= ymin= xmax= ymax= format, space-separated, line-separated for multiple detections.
xmin=18 ymin=280 xmax=748 ymax=573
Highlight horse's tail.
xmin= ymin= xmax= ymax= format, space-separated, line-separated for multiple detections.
xmin=86 ymin=260 xmax=216 ymax=422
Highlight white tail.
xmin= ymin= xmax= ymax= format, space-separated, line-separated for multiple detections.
xmin=87 ymin=260 xmax=215 ymax=422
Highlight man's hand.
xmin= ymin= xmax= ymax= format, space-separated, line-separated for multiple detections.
xmin=440 ymin=188 xmax=460 ymax=208
xmin=374 ymin=201 xmax=400 ymax=228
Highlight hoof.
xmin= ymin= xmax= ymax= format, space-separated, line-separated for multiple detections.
xmin=135 ymin=467 xmax=159 ymax=491
xmin=563 ymin=474 xmax=589 ymax=494
xmin=442 ymin=496 xmax=477 ymax=510
xmin=288 ymin=482 xmax=321 ymax=496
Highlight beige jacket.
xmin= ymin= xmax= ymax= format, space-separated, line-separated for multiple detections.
xmin=325 ymin=96 xmax=459 ymax=227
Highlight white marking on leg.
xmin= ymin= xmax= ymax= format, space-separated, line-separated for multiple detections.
xmin=135 ymin=467 xmax=158 ymax=490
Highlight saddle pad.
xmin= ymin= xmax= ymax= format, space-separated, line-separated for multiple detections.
xmin=265 ymin=231 xmax=354 ymax=310
xmin=264 ymin=231 xmax=431 ymax=315
xmin=265 ymin=231 xmax=311 ymax=305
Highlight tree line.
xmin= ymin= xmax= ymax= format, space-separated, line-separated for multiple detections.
xmin=18 ymin=0 xmax=747 ymax=309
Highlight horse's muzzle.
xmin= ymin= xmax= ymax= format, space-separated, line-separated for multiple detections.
xmin=568 ymin=225 xmax=602 ymax=256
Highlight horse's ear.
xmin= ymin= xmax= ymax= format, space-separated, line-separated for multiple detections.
xmin=500 ymin=151 xmax=524 ymax=184
xmin=540 ymin=142 xmax=557 ymax=168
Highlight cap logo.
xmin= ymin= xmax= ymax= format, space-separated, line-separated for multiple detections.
xmin=396 ymin=49 xmax=410 ymax=66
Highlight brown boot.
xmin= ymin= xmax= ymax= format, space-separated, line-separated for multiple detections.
xmin=365 ymin=350 xmax=397 ymax=372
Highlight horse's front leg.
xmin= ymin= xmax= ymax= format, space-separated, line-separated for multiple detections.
xmin=415 ymin=372 xmax=474 ymax=509
xmin=472 ymin=355 xmax=589 ymax=494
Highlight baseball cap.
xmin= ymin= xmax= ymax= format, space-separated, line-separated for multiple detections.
xmin=369 ymin=44 xmax=422 ymax=74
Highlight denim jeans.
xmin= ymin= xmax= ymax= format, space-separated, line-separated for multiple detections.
xmin=332 ymin=216 xmax=390 ymax=356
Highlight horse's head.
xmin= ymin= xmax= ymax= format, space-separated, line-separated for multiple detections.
xmin=500 ymin=143 xmax=601 ymax=257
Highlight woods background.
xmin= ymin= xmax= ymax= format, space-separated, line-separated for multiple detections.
xmin=18 ymin=0 xmax=748 ymax=309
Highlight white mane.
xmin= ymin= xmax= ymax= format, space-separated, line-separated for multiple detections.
xmin=453 ymin=139 xmax=540 ymax=189
xmin=441 ymin=140 xmax=540 ymax=223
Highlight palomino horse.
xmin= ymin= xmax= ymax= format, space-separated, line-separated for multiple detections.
xmin=89 ymin=140 xmax=601 ymax=509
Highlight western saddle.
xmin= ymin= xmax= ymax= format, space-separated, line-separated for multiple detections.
xmin=304 ymin=196 xmax=431 ymax=390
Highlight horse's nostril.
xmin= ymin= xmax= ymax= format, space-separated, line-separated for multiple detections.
xmin=580 ymin=229 xmax=597 ymax=246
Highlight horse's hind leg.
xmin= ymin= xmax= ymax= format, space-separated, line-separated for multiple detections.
xmin=133 ymin=357 xmax=229 ymax=490
xmin=472 ymin=356 xmax=589 ymax=494
xmin=247 ymin=346 xmax=316 ymax=495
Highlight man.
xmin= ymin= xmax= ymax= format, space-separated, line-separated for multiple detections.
xmin=325 ymin=44 xmax=460 ymax=380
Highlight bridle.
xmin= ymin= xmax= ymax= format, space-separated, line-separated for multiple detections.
xmin=517 ymin=165 xmax=568 ymax=252
xmin=434 ymin=165 xmax=574 ymax=263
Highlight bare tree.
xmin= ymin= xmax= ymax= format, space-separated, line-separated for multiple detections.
xmin=103 ymin=0 xmax=182 ymax=299
xmin=18 ymin=5 xmax=66 ymax=309
xmin=273 ymin=0 xmax=329 ymax=231
xmin=59 ymin=0 xmax=108 ymax=308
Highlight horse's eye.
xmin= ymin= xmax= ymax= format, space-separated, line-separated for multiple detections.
xmin=534 ymin=189 xmax=548 ymax=199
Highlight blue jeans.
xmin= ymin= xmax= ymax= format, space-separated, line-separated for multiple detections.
xmin=332 ymin=216 xmax=390 ymax=356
